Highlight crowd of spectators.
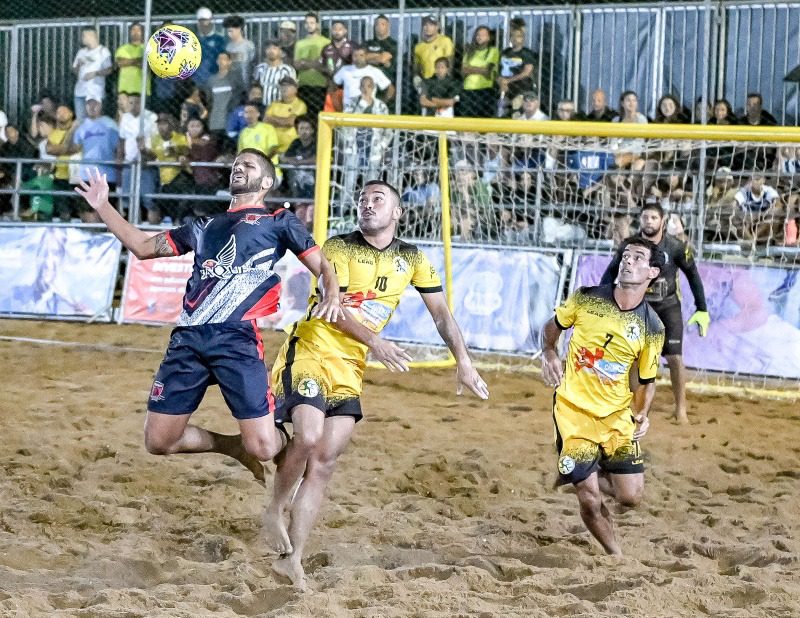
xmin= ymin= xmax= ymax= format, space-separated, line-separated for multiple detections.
xmin=0 ymin=9 xmax=797 ymax=250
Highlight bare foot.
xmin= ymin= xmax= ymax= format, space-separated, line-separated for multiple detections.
xmin=671 ymin=412 xmax=689 ymax=425
xmin=272 ymin=555 xmax=307 ymax=591
xmin=213 ymin=433 xmax=266 ymax=483
xmin=234 ymin=446 xmax=266 ymax=483
xmin=262 ymin=507 xmax=292 ymax=554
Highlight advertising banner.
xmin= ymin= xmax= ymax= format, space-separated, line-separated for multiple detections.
xmin=0 ymin=226 xmax=120 ymax=321
xmin=574 ymin=253 xmax=800 ymax=379
xmin=383 ymin=246 xmax=564 ymax=354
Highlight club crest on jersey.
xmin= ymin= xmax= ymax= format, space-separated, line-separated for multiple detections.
xmin=150 ymin=381 xmax=165 ymax=401
xmin=624 ymin=323 xmax=641 ymax=341
xmin=297 ymin=378 xmax=320 ymax=398
xmin=242 ymin=213 xmax=268 ymax=225
xmin=393 ymin=256 xmax=409 ymax=274
xmin=201 ymin=236 xmax=241 ymax=279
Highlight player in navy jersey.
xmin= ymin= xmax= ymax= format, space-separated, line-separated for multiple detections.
xmin=75 ymin=149 xmax=343 ymax=480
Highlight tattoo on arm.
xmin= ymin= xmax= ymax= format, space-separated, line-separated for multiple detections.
xmin=153 ymin=232 xmax=176 ymax=257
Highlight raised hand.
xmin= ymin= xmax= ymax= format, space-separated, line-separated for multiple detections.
xmin=74 ymin=167 xmax=109 ymax=211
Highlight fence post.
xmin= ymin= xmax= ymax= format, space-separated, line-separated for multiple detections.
xmin=11 ymin=160 xmax=22 ymax=220
xmin=8 ymin=26 xmax=20 ymax=123
xmin=388 ymin=0 xmax=406 ymax=190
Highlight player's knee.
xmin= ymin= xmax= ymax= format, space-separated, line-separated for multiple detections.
xmin=242 ymin=434 xmax=281 ymax=462
xmin=305 ymin=452 xmax=338 ymax=482
xmin=616 ymin=487 xmax=643 ymax=509
xmin=143 ymin=431 xmax=176 ymax=456
xmin=576 ymin=488 xmax=603 ymax=518
xmin=292 ymin=426 xmax=324 ymax=453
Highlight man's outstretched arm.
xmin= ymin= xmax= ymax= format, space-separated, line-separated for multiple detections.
xmin=75 ymin=167 xmax=177 ymax=260
xmin=419 ymin=290 xmax=489 ymax=399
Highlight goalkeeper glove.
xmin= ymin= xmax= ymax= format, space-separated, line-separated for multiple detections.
xmin=687 ymin=310 xmax=710 ymax=337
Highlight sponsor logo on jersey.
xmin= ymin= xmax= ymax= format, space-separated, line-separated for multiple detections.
xmin=200 ymin=236 xmax=270 ymax=280
xmin=150 ymin=381 xmax=165 ymax=401
xmin=242 ymin=213 xmax=269 ymax=225
xmin=297 ymin=378 xmax=320 ymax=398
xmin=558 ymin=455 xmax=575 ymax=475
xmin=394 ymin=256 xmax=410 ymax=274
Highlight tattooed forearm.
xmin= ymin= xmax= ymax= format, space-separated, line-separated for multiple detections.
xmin=153 ymin=233 xmax=176 ymax=257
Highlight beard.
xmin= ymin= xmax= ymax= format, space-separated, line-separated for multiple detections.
xmin=230 ymin=176 xmax=262 ymax=195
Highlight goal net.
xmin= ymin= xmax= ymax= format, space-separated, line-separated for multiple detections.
xmin=315 ymin=113 xmax=800 ymax=399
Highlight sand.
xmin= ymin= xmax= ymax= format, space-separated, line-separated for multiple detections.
xmin=0 ymin=319 xmax=798 ymax=618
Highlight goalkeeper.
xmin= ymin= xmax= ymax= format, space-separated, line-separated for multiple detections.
xmin=601 ymin=203 xmax=708 ymax=424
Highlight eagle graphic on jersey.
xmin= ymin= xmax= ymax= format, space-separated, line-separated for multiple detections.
xmin=201 ymin=235 xmax=237 ymax=280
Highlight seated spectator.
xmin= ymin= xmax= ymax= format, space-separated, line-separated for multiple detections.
xmin=254 ymin=41 xmax=296 ymax=108
xmin=43 ymin=105 xmax=80 ymax=220
xmin=224 ymin=15 xmax=256 ymax=85
xmin=27 ymin=92 xmax=58 ymax=143
xmin=180 ymin=84 xmax=209 ymax=128
xmin=500 ymin=209 xmax=535 ymax=244
xmin=341 ymin=76 xmax=392 ymax=200
xmin=237 ymin=103 xmax=281 ymax=184
xmin=452 ymin=159 xmax=494 ymax=241
xmin=704 ymin=166 xmax=740 ymax=243
xmin=19 ymin=163 xmax=55 ymax=221
xmin=117 ymin=92 xmax=158 ymax=214
xmin=281 ymin=115 xmax=317 ymax=198
xmin=654 ymin=95 xmax=689 ymax=123
xmin=265 ymin=76 xmax=308 ymax=154
xmin=226 ymin=84 xmax=265 ymax=140
xmin=185 ymin=117 xmax=224 ymax=214
xmin=582 ymin=89 xmax=618 ymax=121
xmin=735 ymin=171 xmax=783 ymax=244
xmin=460 ymin=26 xmax=499 ymax=118
xmin=142 ymin=113 xmax=191 ymax=224
xmin=735 ymin=93 xmax=777 ymax=171
xmin=333 ymin=46 xmax=395 ymax=104
xmin=419 ymin=57 xmax=461 ymax=117
xmin=0 ymin=124 xmax=37 ymax=215
xmin=512 ymin=92 xmax=548 ymax=120
xmin=205 ymin=52 xmax=246 ymax=134
xmin=612 ymin=91 xmax=648 ymax=175
xmin=703 ymin=99 xmax=737 ymax=170
xmin=402 ymin=168 xmax=441 ymax=210
xmin=709 ymin=99 xmax=737 ymax=125
xmin=693 ymin=97 xmax=713 ymax=124
xmin=364 ymin=15 xmax=397 ymax=83
xmin=555 ymin=99 xmax=577 ymax=121
xmin=497 ymin=18 xmax=535 ymax=118
xmin=741 ymin=92 xmax=777 ymax=126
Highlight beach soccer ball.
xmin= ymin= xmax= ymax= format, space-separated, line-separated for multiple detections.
xmin=146 ymin=25 xmax=201 ymax=79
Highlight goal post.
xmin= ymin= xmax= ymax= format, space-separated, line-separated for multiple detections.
xmin=313 ymin=112 xmax=800 ymax=397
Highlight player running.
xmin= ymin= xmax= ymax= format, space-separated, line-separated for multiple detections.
xmin=264 ymin=180 xmax=489 ymax=589
xmin=541 ymin=237 xmax=665 ymax=556
xmin=601 ymin=203 xmax=709 ymax=423
xmin=74 ymin=150 xmax=342 ymax=480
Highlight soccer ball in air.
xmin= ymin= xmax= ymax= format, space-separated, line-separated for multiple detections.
xmin=146 ymin=25 xmax=201 ymax=79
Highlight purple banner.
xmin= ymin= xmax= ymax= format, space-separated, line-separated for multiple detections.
xmin=574 ymin=253 xmax=800 ymax=379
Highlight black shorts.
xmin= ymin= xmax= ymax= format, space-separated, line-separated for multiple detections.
xmin=147 ymin=321 xmax=274 ymax=419
xmin=653 ymin=301 xmax=683 ymax=356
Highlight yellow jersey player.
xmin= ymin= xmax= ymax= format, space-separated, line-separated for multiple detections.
xmin=541 ymin=237 xmax=665 ymax=556
xmin=265 ymin=180 xmax=489 ymax=589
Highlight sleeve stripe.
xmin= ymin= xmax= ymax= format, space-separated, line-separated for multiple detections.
xmin=415 ymin=285 xmax=443 ymax=293
xmin=297 ymin=245 xmax=320 ymax=259
xmin=638 ymin=376 xmax=656 ymax=384
xmin=554 ymin=315 xmax=568 ymax=330
xmin=164 ymin=231 xmax=180 ymax=256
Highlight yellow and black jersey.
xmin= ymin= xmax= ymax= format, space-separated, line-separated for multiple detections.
xmin=291 ymin=231 xmax=442 ymax=362
xmin=554 ymin=284 xmax=665 ymax=418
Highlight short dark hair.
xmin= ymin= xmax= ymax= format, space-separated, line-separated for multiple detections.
xmin=332 ymin=20 xmax=347 ymax=29
xmin=746 ymin=92 xmax=763 ymax=104
xmin=641 ymin=202 xmax=665 ymax=218
xmin=38 ymin=113 xmax=57 ymax=127
xmin=236 ymin=148 xmax=276 ymax=184
xmin=362 ymin=179 xmax=401 ymax=204
xmin=620 ymin=236 xmax=665 ymax=272
xmin=294 ymin=114 xmax=315 ymax=130
xmin=376 ymin=14 xmax=389 ymax=22
xmin=434 ymin=56 xmax=450 ymax=69
xmin=510 ymin=17 xmax=526 ymax=31
xmin=305 ymin=12 xmax=319 ymax=22
xmin=223 ymin=15 xmax=245 ymax=30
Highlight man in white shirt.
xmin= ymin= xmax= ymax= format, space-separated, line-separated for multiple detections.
xmin=117 ymin=93 xmax=158 ymax=214
xmin=512 ymin=92 xmax=549 ymax=121
xmin=734 ymin=172 xmax=783 ymax=243
xmin=254 ymin=41 xmax=297 ymax=108
xmin=72 ymin=28 xmax=113 ymax=122
xmin=333 ymin=46 xmax=395 ymax=104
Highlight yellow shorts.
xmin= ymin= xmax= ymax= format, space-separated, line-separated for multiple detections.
xmin=271 ymin=334 xmax=364 ymax=422
xmin=552 ymin=394 xmax=644 ymax=485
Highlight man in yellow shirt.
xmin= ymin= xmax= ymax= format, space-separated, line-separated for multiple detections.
xmin=43 ymin=105 xmax=78 ymax=220
xmin=265 ymin=76 xmax=307 ymax=154
xmin=413 ymin=15 xmax=454 ymax=81
xmin=541 ymin=237 xmax=665 ymax=556
xmin=115 ymin=23 xmax=150 ymax=95
xmin=238 ymin=103 xmax=281 ymax=185
xmin=141 ymin=113 xmax=189 ymax=224
xmin=264 ymin=180 xmax=489 ymax=590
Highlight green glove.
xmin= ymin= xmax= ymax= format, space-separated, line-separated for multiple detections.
xmin=688 ymin=310 xmax=710 ymax=337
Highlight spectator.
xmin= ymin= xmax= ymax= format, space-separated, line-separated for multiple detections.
xmin=364 ymin=15 xmax=397 ymax=83
xmin=180 ymin=85 xmax=209 ymax=127
xmin=193 ymin=7 xmax=226 ymax=86
xmin=704 ymin=166 xmax=740 ymax=243
xmin=278 ymin=20 xmax=298 ymax=64
xmin=413 ymin=15 xmax=454 ymax=83
xmin=115 ymin=23 xmax=149 ymax=98
xmin=497 ymin=18 xmax=535 ymax=117
xmin=321 ymin=20 xmax=354 ymax=82
xmin=27 ymin=92 xmax=58 ymax=142
xmin=19 ymin=163 xmax=55 ymax=221
xmin=0 ymin=124 xmax=37 ymax=215
xmin=419 ymin=57 xmax=461 ymax=117
xmin=452 ymin=159 xmax=493 ymax=241
xmin=614 ymin=90 xmax=648 ymax=124
xmin=512 ymin=92 xmax=548 ymax=120
xmin=582 ymin=89 xmax=618 ymax=122
xmin=223 ymin=15 xmax=255 ymax=85
xmin=706 ymin=99 xmax=737 ymax=170
xmin=655 ymin=95 xmax=689 ymax=123
xmin=40 ymin=108 xmax=77 ymax=219
xmin=693 ymin=97 xmax=713 ymax=124
xmin=205 ymin=52 xmax=245 ymax=134
xmin=461 ymin=26 xmax=499 ymax=118
xmin=226 ymin=84 xmax=265 ymax=140
xmin=500 ymin=209 xmax=535 ymax=244
xmin=117 ymin=92 xmax=158 ymax=214
xmin=265 ymin=76 xmax=308 ymax=154
xmin=281 ymin=115 xmax=317 ymax=198
xmin=293 ymin=13 xmax=330 ymax=118
xmin=402 ymin=168 xmax=440 ymax=210
xmin=142 ymin=113 xmax=191 ymax=224
xmin=709 ymin=99 xmax=737 ymax=125
xmin=341 ymin=76 xmax=392 ymax=200
xmin=254 ymin=41 xmax=297 ymax=108
xmin=741 ymin=92 xmax=778 ymax=126
xmin=612 ymin=90 xmax=648 ymax=172
xmin=555 ymin=99 xmax=577 ymax=121
xmin=71 ymin=27 xmax=113 ymax=121
xmin=735 ymin=171 xmax=784 ymax=243
xmin=237 ymin=103 xmax=279 ymax=159
xmin=333 ymin=46 xmax=395 ymax=104
xmin=185 ymin=117 xmax=224 ymax=213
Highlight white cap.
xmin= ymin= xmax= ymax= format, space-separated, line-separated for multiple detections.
xmin=196 ymin=7 xmax=213 ymax=20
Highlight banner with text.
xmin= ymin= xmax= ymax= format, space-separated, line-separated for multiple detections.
xmin=383 ymin=246 xmax=565 ymax=354
xmin=0 ymin=226 xmax=120 ymax=321
xmin=574 ymin=254 xmax=800 ymax=379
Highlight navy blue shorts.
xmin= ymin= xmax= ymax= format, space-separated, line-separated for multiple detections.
xmin=147 ymin=321 xmax=274 ymax=420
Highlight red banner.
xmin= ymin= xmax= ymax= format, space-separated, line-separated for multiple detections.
xmin=120 ymin=253 xmax=194 ymax=324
